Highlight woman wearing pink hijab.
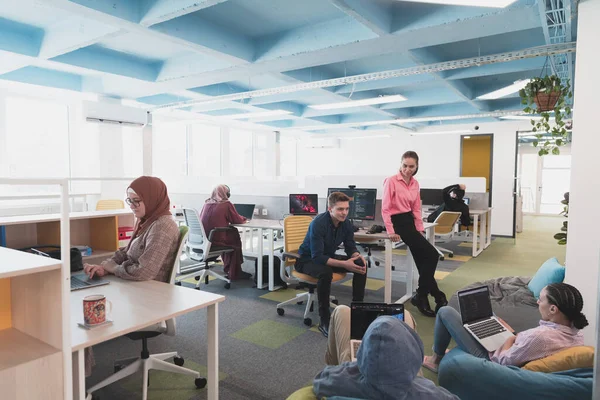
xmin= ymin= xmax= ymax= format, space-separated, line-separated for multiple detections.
xmin=200 ymin=184 xmax=251 ymax=281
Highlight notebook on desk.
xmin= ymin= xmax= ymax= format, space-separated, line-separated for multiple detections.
xmin=349 ymin=302 xmax=404 ymax=361
xmin=70 ymin=272 xmax=110 ymax=291
xmin=458 ymin=285 xmax=513 ymax=352
xmin=234 ymin=203 xmax=255 ymax=220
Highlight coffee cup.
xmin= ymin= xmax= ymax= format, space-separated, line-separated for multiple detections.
xmin=83 ymin=294 xmax=112 ymax=325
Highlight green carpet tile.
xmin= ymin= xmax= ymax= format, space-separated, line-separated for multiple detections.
xmin=230 ymin=319 xmax=307 ymax=349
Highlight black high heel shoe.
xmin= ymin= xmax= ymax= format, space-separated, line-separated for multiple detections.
xmin=433 ymin=292 xmax=448 ymax=314
xmin=411 ymin=294 xmax=436 ymax=317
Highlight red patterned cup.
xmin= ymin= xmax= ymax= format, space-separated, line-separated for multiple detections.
xmin=83 ymin=295 xmax=111 ymax=325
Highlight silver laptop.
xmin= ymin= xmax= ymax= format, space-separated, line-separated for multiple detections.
xmin=70 ymin=272 xmax=110 ymax=291
xmin=457 ymin=286 xmax=514 ymax=352
xmin=349 ymin=302 xmax=404 ymax=361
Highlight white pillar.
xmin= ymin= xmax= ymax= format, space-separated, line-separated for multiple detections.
xmin=565 ymin=0 xmax=600 ymax=347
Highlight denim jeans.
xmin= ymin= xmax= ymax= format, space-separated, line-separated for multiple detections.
xmin=433 ymin=306 xmax=489 ymax=359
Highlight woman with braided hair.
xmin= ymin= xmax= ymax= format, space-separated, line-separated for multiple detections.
xmin=422 ymin=282 xmax=588 ymax=373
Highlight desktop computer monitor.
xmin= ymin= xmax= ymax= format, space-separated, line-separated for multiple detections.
xmin=420 ymin=188 xmax=444 ymax=207
xmin=289 ymin=194 xmax=318 ymax=215
xmin=327 ymin=188 xmax=377 ymax=220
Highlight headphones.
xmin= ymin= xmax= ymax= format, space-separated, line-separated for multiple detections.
xmin=224 ymin=185 xmax=231 ymax=199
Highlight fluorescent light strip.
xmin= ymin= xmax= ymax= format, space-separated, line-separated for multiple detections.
xmin=500 ymin=115 xmax=544 ymax=121
xmin=309 ymin=95 xmax=406 ymax=110
xmin=215 ymin=110 xmax=292 ymax=120
xmin=340 ymin=134 xmax=392 ymax=140
xmin=398 ymin=0 xmax=516 ymax=7
xmin=414 ymin=130 xmax=473 ymax=135
xmin=476 ymin=79 xmax=530 ymax=100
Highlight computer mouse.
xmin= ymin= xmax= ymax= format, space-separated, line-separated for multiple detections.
xmin=354 ymin=258 xmax=365 ymax=267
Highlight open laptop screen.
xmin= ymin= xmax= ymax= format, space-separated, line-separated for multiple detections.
xmin=350 ymin=303 xmax=404 ymax=340
xmin=234 ymin=204 xmax=255 ymax=220
xmin=458 ymin=286 xmax=493 ymax=324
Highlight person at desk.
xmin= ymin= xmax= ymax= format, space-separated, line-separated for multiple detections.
xmin=83 ymin=176 xmax=180 ymax=281
xmin=382 ymin=151 xmax=447 ymax=318
xmin=427 ymin=184 xmax=471 ymax=228
xmin=200 ymin=184 xmax=251 ymax=281
xmin=297 ymin=191 xmax=367 ymax=338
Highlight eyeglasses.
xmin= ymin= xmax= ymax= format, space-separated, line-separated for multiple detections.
xmin=125 ymin=198 xmax=142 ymax=207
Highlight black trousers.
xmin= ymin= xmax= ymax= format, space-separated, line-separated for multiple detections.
xmin=391 ymin=212 xmax=441 ymax=297
xmin=296 ymin=256 xmax=366 ymax=323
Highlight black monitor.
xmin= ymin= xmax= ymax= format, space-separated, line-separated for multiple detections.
xmin=289 ymin=194 xmax=318 ymax=215
xmin=420 ymin=188 xmax=444 ymax=207
xmin=327 ymin=187 xmax=377 ymax=221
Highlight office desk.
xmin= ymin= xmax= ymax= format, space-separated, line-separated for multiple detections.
xmin=71 ymin=277 xmax=225 ymax=400
xmin=470 ymin=208 xmax=492 ymax=257
xmin=233 ymin=219 xmax=284 ymax=291
xmin=355 ymin=222 xmax=436 ymax=304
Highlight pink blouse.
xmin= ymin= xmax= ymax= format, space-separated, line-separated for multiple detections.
xmin=382 ymin=173 xmax=424 ymax=234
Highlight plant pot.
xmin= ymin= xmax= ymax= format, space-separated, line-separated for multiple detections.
xmin=534 ymin=91 xmax=560 ymax=112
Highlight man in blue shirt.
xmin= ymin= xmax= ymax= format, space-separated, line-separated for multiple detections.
xmin=297 ymin=192 xmax=367 ymax=337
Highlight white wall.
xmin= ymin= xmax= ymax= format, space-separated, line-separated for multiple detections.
xmin=298 ymin=122 xmax=527 ymax=236
xmin=565 ymin=0 xmax=600 ymax=348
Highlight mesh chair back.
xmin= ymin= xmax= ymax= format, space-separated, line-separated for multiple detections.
xmin=96 ymin=199 xmax=125 ymax=210
xmin=182 ymin=208 xmax=210 ymax=260
xmin=283 ymin=216 xmax=313 ymax=267
xmin=167 ymin=226 xmax=189 ymax=284
xmin=434 ymin=211 xmax=462 ymax=235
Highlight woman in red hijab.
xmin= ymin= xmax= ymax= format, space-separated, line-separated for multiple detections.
xmin=200 ymin=184 xmax=251 ymax=281
xmin=84 ymin=176 xmax=179 ymax=283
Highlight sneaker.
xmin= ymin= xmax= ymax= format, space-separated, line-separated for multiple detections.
xmin=318 ymin=321 xmax=329 ymax=338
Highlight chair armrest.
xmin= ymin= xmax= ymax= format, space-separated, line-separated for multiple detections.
xmin=207 ymin=226 xmax=234 ymax=242
xmin=283 ymin=252 xmax=300 ymax=260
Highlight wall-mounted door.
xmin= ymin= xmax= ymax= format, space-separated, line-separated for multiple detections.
xmin=460 ymin=134 xmax=493 ymax=206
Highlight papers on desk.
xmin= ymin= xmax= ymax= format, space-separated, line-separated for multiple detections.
xmin=77 ymin=319 xmax=113 ymax=330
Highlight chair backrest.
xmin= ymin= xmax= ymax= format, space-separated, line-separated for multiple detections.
xmin=167 ymin=225 xmax=189 ymax=284
xmin=96 ymin=199 xmax=125 ymax=211
xmin=182 ymin=207 xmax=210 ymax=260
xmin=434 ymin=211 xmax=462 ymax=235
xmin=283 ymin=215 xmax=313 ymax=267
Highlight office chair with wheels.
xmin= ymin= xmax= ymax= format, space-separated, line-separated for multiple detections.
xmin=177 ymin=208 xmax=233 ymax=289
xmin=432 ymin=211 xmax=461 ymax=260
xmin=95 ymin=199 xmax=125 ymax=210
xmin=276 ymin=216 xmax=345 ymax=327
xmin=86 ymin=226 xmax=207 ymax=400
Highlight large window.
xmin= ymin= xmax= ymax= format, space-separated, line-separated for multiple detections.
xmin=189 ymin=123 xmax=221 ymax=176
xmin=122 ymin=127 xmax=144 ymax=178
xmin=279 ymin=135 xmax=297 ymax=176
xmin=153 ymin=123 xmax=187 ymax=177
xmin=228 ymin=129 xmax=253 ymax=176
xmin=253 ymin=132 xmax=270 ymax=177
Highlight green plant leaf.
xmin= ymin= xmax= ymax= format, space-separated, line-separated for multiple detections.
xmin=552 ymin=147 xmax=560 ymax=155
xmin=532 ymin=140 xmax=538 ymax=147
xmin=558 ymin=239 xmax=567 ymax=245
xmin=554 ymin=233 xmax=567 ymax=240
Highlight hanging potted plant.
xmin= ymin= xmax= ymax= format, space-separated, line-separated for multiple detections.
xmin=519 ymin=75 xmax=572 ymax=156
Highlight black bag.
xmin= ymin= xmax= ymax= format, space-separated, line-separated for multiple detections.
xmin=21 ymin=245 xmax=84 ymax=272
xmin=254 ymin=255 xmax=287 ymax=288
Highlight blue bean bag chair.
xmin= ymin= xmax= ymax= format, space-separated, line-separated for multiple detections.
xmin=438 ymin=348 xmax=593 ymax=400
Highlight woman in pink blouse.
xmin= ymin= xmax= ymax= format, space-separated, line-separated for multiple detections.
xmin=200 ymin=184 xmax=250 ymax=281
xmin=382 ymin=151 xmax=446 ymax=317
xmin=423 ymin=283 xmax=588 ymax=372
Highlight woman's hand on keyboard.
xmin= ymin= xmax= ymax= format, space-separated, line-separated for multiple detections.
xmin=83 ymin=263 xmax=107 ymax=279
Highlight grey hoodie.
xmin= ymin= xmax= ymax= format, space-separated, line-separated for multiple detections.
xmin=313 ymin=316 xmax=459 ymax=400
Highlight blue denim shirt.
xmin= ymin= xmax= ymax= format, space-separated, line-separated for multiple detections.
xmin=297 ymin=212 xmax=358 ymax=265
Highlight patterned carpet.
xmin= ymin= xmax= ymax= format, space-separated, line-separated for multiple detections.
xmin=84 ymin=217 xmax=561 ymax=399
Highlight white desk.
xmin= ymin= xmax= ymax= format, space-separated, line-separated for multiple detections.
xmin=233 ymin=219 xmax=284 ymax=291
xmin=354 ymin=222 xmax=436 ymax=304
xmin=470 ymin=208 xmax=492 ymax=257
xmin=71 ymin=277 xmax=225 ymax=400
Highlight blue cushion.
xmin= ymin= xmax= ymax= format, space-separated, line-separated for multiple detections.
xmin=527 ymin=257 xmax=566 ymax=299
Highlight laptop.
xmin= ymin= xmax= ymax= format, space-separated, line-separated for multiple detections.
xmin=457 ymin=285 xmax=514 ymax=352
xmin=463 ymin=197 xmax=471 ymax=205
xmin=234 ymin=203 xmax=255 ymax=220
xmin=70 ymin=272 xmax=110 ymax=291
xmin=349 ymin=302 xmax=404 ymax=361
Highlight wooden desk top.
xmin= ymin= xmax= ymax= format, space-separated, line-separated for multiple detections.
xmin=0 ymin=209 xmax=133 ymax=226
xmin=354 ymin=222 xmax=436 ymax=240
xmin=70 ymin=276 xmax=225 ymax=351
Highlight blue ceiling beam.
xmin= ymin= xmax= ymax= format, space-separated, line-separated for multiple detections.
xmin=136 ymin=93 xmax=193 ymax=105
xmin=0 ymin=66 xmax=82 ymax=91
xmin=156 ymin=53 xmax=233 ymax=82
xmin=328 ymin=0 xmax=392 ymax=36
xmin=261 ymin=120 xmax=294 ymax=129
xmin=443 ymin=57 xmax=546 ymax=80
xmin=305 ymin=115 xmax=342 ymax=125
xmin=188 ymin=83 xmax=249 ymax=97
xmin=335 ymin=75 xmax=437 ymax=94
xmin=0 ymin=18 xmax=44 ymax=57
xmin=69 ymin=0 xmax=141 ymax=23
xmin=410 ymin=103 xmax=482 ymax=118
xmin=150 ymin=14 xmax=254 ymax=62
xmin=51 ymin=45 xmax=163 ymax=82
xmin=140 ymin=0 xmax=231 ymax=27
xmin=254 ymin=16 xmax=378 ymax=62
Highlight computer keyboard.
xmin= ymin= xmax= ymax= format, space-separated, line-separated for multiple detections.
xmin=469 ymin=319 xmax=506 ymax=339
xmin=71 ymin=275 xmax=90 ymax=290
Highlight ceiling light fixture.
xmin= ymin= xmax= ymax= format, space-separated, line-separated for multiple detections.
xmin=151 ymin=42 xmax=576 ymax=111
xmin=215 ymin=110 xmax=293 ymax=120
xmin=414 ymin=129 xmax=473 ymax=135
xmin=340 ymin=134 xmax=393 ymax=140
xmin=499 ymin=115 xmax=544 ymax=121
xmin=464 ymin=136 xmax=471 ymax=139
xmin=309 ymin=95 xmax=407 ymax=110
xmin=397 ymin=0 xmax=517 ymax=7
xmin=476 ymin=79 xmax=531 ymax=100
